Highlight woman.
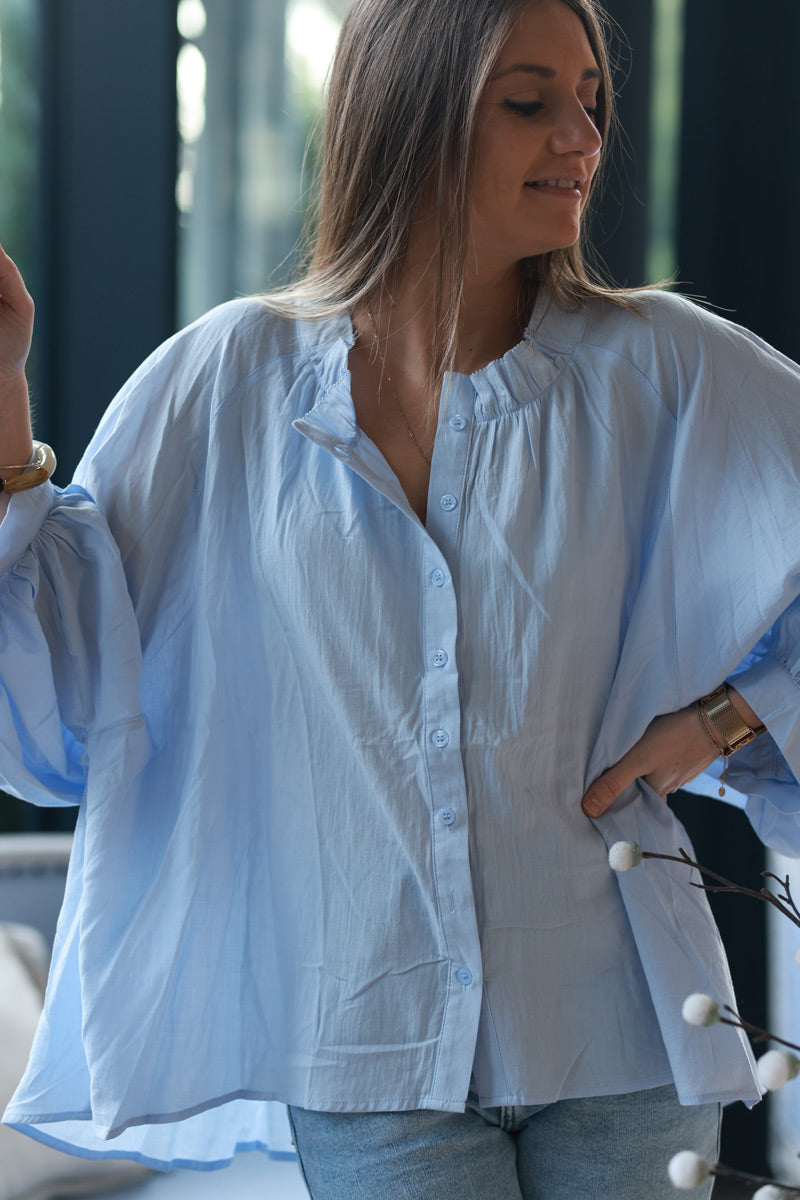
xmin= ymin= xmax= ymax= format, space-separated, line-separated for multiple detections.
xmin=0 ymin=0 xmax=798 ymax=1196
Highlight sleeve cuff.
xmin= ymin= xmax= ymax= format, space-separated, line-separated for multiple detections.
xmin=690 ymin=655 xmax=800 ymax=856
xmin=0 ymin=482 xmax=57 ymax=575
xmin=729 ymin=653 xmax=800 ymax=779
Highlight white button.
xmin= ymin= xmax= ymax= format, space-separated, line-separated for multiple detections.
xmin=449 ymin=414 xmax=467 ymax=431
xmin=432 ymin=649 xmax=448 ymax=668
xmin=432 ymin=729 xmax=450 ymax=749
xmin=440 ymin=494 xmax=458 ymax=512
xmin=456 ymin=967 xmax=474 ymax=987
xmin=439 ymin=807 xmax=457 ymax=826
xmin=430 ymin=568 xmax=447 ymax=588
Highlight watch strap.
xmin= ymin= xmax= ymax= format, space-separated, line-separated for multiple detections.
xmin=697 ymin=685 xmax=765 ymax=756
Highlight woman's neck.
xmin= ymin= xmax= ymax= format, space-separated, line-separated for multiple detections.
xmin=362 ymin=222 xmax=527 ymax=383
xmin=348 ymin=240 xmax=529 ymax=524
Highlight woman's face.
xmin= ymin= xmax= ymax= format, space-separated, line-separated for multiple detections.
xmin=469 ymin=0 xmax=603 ymax=277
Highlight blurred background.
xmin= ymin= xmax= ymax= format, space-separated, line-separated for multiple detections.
xmin=0 ymin=0 xmax=798 ymax=1185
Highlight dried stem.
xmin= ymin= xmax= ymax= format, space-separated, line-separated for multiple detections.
xmin=639 ymin=845 xmax=800 ymax=1050
xmin=641 ymin=847 xmax=800 ymax=929
xmin=711 ymin=1161 xmax=800 ymax=1194
xmin=634 ymin=847 xmax=800 ymax=1196
xmin=717 ymin=1006 xmax=800 ymax=1054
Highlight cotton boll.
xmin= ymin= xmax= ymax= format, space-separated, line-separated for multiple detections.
xmin=681 ymin=993 xmax=721 ymax=1027
xmin=756 ymin=1050 xmax=800 ymax=1091
xmin=667 ymin=1151 xmax=710 ymax=1188
xmin=608 ymin=841 xmax=643 ymax=871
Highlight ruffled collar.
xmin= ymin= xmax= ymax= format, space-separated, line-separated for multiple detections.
xmin=456 ymin=289 xmax=590 ymax=420
xmin=299 ymin=288 xmax=591 ymax=427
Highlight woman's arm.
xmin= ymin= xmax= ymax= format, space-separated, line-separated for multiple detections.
xmin=0 ymin=243 xmax=35 ymax=518
xmin=0 ymin=242 xmax=151 ymax=807
xmin=581 ymin=687 xmax=762 ymax=817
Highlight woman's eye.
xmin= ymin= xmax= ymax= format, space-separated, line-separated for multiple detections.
xmin=503 ymin=100 xmax=543 ymax=117
xmin=503 ymin=99 xmax=599 ymax=122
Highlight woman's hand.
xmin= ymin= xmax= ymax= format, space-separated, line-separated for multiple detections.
xmin=0 ymin=243 xmax=35 ymax=501
xmin=581 ymin=704 xmax=720 ymax=818
xmin=0 ymin=242 xmax=35 ymax=379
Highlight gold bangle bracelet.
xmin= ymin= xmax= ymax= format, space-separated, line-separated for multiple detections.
xmin=0 ymin=442 xmax=57 ymax=494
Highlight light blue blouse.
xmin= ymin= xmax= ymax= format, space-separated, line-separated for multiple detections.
xmin=2 ymin=288 xmax=800 ymax=1169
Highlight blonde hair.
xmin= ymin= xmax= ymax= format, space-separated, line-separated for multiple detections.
xmin=263 ymin=0 xmax=629 ymax=381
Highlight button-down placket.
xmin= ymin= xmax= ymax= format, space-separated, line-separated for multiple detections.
xmin=295 ymin=370 xmax=485 ymax=1104
xmin=420 ymin=373 xmax=484 ymax=1103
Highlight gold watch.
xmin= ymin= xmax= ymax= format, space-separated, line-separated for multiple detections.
xmin=697 ymin=685 xmax=765 ymax=756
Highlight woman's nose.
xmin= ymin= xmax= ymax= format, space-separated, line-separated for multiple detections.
xmin=550 ymin=101 xmax=603 ymax=159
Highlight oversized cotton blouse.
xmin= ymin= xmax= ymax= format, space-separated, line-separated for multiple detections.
xmin=2 ymin=288 xmax=800 ymax=1169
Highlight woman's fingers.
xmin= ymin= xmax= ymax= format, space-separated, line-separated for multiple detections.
xmin=0 ymin=244 xmax=36 ymax=496
xmin=581 ymin=706 xmax=720 ymax=818
xmin=581 ymin=753 xmax=640 ymax=817
xmin=0 ymin=242 xmax=35 ymax=378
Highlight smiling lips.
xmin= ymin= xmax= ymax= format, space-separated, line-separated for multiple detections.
xmin=524 ymin=178 xmax=583 ymax=190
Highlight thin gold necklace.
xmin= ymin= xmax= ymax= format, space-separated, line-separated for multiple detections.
xmin=366 ymin=311 xmax=433 ymax=466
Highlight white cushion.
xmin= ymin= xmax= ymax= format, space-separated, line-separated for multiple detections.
xmin=0 ymin=922 xmax=151 ymax=1200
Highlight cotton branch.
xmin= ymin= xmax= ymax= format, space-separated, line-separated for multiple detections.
xmin=709 ymin=1162 xmax=800 ymax=1196
xmin=610 ymin=841 xmax=800 ymax=1054
xmin=669 ymin=1151 xmax=800 ymax=1195
xmin=716 ymin=1005 xmax=800 ymax=1055
xmin=617 ymin=843 xmax=800 ymax=1198
xmin=640 ymin=846 xmax=800 ymax=929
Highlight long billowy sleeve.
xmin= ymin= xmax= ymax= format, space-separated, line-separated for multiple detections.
xmin=587 ymin=293 xmax=800 ymax=856
xmin=661 ymin=299 xmax=800 ymax=855
xmin=0 ymin=299 xmax=272 ymax=810
xmin=0 ymin=480 xmax=150 ymax=807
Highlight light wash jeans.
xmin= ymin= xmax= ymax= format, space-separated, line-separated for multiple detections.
xmin=287 ymin=1084 xmax=721 ymax=1199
